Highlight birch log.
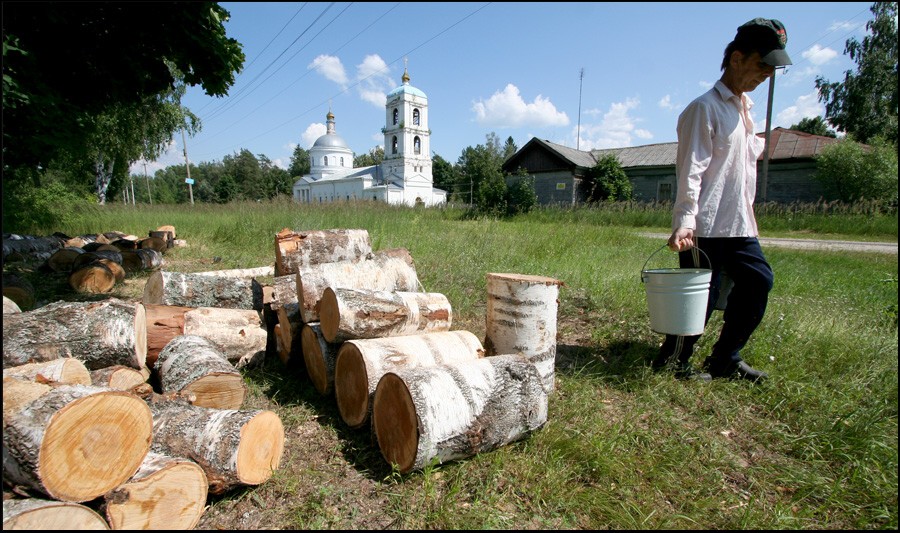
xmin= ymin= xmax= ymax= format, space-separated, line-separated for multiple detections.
xmin=4 ymin=295 xmax=22 ymax=314
xmin=2 ymin=298 xmax=147 ymax=371
xmin=143 ymin=303 xmax=193 ymax=368
xmin=2 ymin=377 xmax=51 ymax=421
xmin=2 ymin=384 xmax=153 ymax=502
xmin=319 ymin=287 xmax=452 ymax=343
xmin=102 ymin=451 xmax=208 ymax=530
xmin=193 ymin=265 xmax=275 ymax=278
xmin=295 ymin=248 xmax=420 ymax=323
xmin=3 ymin=357 xmax=91 ymax=385
xmin=300 ymin=322 xmax=341 ymax=395
xmin=334 ymin=330 xmax=485 ymax=429
xmin=2 ymin=272 xmax=35 ymax=311
xmin=147 ymin=401 xmax=284 ymax=495
xmin=90 ymin=365 xmax=149 ymax=391
xmin=372 ymin=353 xmax=548 ymax=474
xmin=268 ymin=274 xmax=302 ymax=361
xmin=143 ymin=271 xmax=264 ymax=310
xmin=3 ymin=499 xmax=110 ymax=530
xmin=120 ymin=248 xmax=163 ymax=273
xmin=484 ymin=273 xmax=563 ymax=394
xmin=47 ymin=246 xmax=86 ymax=272
xmin=2 ymin=234 xmax=65 ymax=262
xmin=68 ymin=261 xmax=117 ymax=293
xmin=72 ymin=249 xmax=123 ymax=270
xmin=154 ymin=335 xmax=246 ymax=409
xmin=184 ymin=307 xmax=267 ymax=369
xmin=274 ymin=227 xmax=372 ymax=277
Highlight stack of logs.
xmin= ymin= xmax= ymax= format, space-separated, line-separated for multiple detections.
xmin=269 ymin=228 xmax=563 ymax=474
xmin=2 ymin=225 xmax=286 ymax=530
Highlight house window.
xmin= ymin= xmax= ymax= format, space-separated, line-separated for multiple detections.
xmin=414 ymin=136 xmax=421 ymax=155
xmin=393 ymin=109 xmax=399 ymax=125
xmin=392 ymin=136 xmax=398 ymax=154
xmin=413 ymin=109 xmax=420 ymax=126
xmin=658 ymin=182 xmax=673 ymax=201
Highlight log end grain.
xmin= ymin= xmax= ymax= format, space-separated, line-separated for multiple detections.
xmin=142 ymin=271 xmax=164 ymax=304
xmin=184 ymin=374 xmax=246 ymax=410
xmin=334 ymin=343 xmax=371 ymax=428
xmin=134 ymin=302 xmax=148 ymax=370
xmin=318 ymin=287 xmax=340 ymax=343
xmin=104 ymin=460 xmax=207 ymax=530
xmin=2 ymin=499 xmax=110 ymax=530
xmin=68 ymin=263 xmax=116 ymax=294
xmin=372 ymin=372 xmax=418 ymax=474
xmin=2 ymin=377 xmax=51 ymax=420
xmin=300 ymin=324 xmax=330 ymax=395
xmin=236 ymin=410 xmax=285 ymax=486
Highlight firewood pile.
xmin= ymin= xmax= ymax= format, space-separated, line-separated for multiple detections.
xmin=2 ymin=225 xmax=562 ymax=530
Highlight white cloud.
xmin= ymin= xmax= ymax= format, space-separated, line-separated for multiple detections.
xmin=301 ymin=123 xmax=326 ymax=148
xmin=472 ymin=84 xmax=569 ymax=128
xmin=658 ymin=94 xmax=679 ymax=110
xmin=576 ymin=97 xmax=647 ymax=150
xmin=356 ymin=54 xmax=393 ymax=107
xmin=775 ymin=91 xmax=825 ymax=127
xmin=129 ymin=139 xmax=180 ymax=175
xmin=308 ymin=54 xmax=348 ymax=86
xmin=272 ymin=158 xmax=288 ymax=170
xmin=802 ymin=44 xmax=838 ymax=66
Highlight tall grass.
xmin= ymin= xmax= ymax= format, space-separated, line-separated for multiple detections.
xmin=5 ymin=199 xmax=896 ymax=529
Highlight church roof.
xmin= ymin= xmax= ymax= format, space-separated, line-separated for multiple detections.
xmin=313 ymin=133 xmax=350 ymax=149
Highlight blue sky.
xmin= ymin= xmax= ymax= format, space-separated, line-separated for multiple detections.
xmin=133 ymin=2 xmax=876 ymax=175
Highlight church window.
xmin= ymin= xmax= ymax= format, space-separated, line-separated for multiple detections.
xmin=392 ymin=109 xmax=399 ymax=125
xmin=413 ymin=109 xmax=420 ymax=126
xmin=340 ymin=157 xmax=344 ymax=166
xmin=414 ymin=136 xmax=421 ymax=155
xmin=392 ymin=136 xmax=398 ymax=154
xmin=324 ymin=156 xmax=328 ymax=166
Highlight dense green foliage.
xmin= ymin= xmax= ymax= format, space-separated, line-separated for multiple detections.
xmin=814 ymin=136 xmax=899 ymax=203
xmin=788 ymin=116 xmax=837 ymax=137
xmin=585 ymin=154 xmax=634 ymax=202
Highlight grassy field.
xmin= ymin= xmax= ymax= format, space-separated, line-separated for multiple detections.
xmin=4 ymin=199 xmax=897 ymax=529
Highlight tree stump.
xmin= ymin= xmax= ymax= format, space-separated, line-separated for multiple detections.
xmin=3 ymin=498 xmax=110 ymax=530
xmin=295 ymin=248 xmax=420 ymax=323
xmin=143 ymin=271 xmax=264 ymax=310
xmin=300 ymin=322 xmax=341 ymax=395
xmin=147 ymin=400 xmax=284 ymax=495
xmin=484 ymin=273 xmax=563 ymax=393
xmin=155 ymin=335 xmax=246 ymax=409
xmin=2 ymin=384 xmax=153 ymax=502
xmin=274 ymin=227 xmax=372 ymax=277
xmin=2 ymin=298 xmax=147 ymax=371
xmin=319 ymin=287 xmax=452 ymax=343
xmin=3 ymin=357 xmax=91 ymax=386
xmin=372 ymin=353 xmax=548 ymax=474
xmin=334 ymin=330 xmax=485 ymax=429
xmin=102 ymin=451 xmax=207 ymax=530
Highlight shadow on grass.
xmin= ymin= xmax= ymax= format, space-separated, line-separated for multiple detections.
xmin=555 ymin=340 xmax=659 ymax=384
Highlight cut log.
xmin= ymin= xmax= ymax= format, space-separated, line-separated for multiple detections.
xmin=90 ymin=365 xmax=148 ymax=390
xmin=2 ymin=298 xmax=147 ymax=371
xmin=2 ymin=376 xmax=51 ymax=421
xmin=143 ymin=271 xmax=264 ymax=310
xmin=4 ymin=294 xmax=22 ymax=314
xmin=274 ymin=227 xmax=372 ymax=277
xmin=102 ymin=451 xmax=207 ymax=530
xmin=96 ymin=258 xmax=126 ymax=283
xmin=156 ymin=225 xmax=176 ymax=240
xmin=319 ymin=287 xmax=452 ymax=343
xmin=193 ymin=265 xmax=275 ymax=278
xmin=143 ymin=303 xmax=193 ymax=368
xmin=268 ymin=274 xmax=302 ymax=362
xmin=110 ymin=239 xmax=139 ymax=252
xmin=47 ymin=246 xmax=86 ymax=272
xmin=3 ymin=498 xmax=110 ymax=530
xmin=373 ymin=353 xmax=548 ymax=474
xmin=183 ymin=307 xmax=267 ymax=369
xmin=120 ymin=248 xmax=163 ymax=272
xmin=69 ymin=261 xmax=117 ymax=293
xmin=149 ymin=230 xmax=175 ymax=249
xmin=155 ymin=334 xmax=246 ymax=409
xmin=2 ymin=384 xmax=153 ymax=502
xmin=300 ymin=322 xmax=341 ymax=395
xmin=484 ymin=273 xmax=564 ymax=394
xmin=147 ymin=400 xmax=284 ymax=495
xmin=334 ymin=330 xmax=485 ymax=429
xmin=3 ymin=357 xmax=91 ymax=385
xmin=2 ymin=272 xmax=35 ymax=311
xmin=72 ymin=249 xmax=123 ymax=270
xmin=138 ymin=236 xmax=168 ymax=254
xmin=2 ymin=234 xmax=65 ymax=262
xmin=295 ymin=248 xmax=420 ymax=323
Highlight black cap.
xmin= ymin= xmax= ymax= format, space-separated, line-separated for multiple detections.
xmin=735 ymin=18 xmax=792 ymax=66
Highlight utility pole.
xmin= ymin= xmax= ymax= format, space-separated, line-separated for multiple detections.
xmin=182 ymin=129 xmax=194 ymax=205
xmin=577 ymin=68 xmax=584 ymax=150
xmin=130 ymin=178 xmax=136 ymax=206
xmin=144 ymin=161 xmax=153 ymax=205
xmin=760 ymin=67 xmax=779 ymax=203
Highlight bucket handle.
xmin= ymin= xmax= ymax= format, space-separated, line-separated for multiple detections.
xmin=641 ymin=243 xmax=710 ymax=282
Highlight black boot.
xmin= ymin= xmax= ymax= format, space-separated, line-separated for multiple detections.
xmin=703 ymin=359 xmax=768 ymax=383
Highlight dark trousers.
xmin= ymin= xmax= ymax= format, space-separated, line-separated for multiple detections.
xmin=660 ymin=237 xmax=774 ymax=369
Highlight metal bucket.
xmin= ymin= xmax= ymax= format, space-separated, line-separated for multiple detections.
xmin=641 ymin=245 xmax=712 ymax=335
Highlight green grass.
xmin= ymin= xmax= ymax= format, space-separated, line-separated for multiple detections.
xmin=5 ymin=199 xmax=896 ymax=529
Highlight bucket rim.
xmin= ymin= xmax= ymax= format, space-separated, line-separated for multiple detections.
xmin=641 ymin=268 xmax=712 ymax=275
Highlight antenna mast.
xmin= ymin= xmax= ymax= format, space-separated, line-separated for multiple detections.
xmin=577 ymin=68 xmax=584 ymax=150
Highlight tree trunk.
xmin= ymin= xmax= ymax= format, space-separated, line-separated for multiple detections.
xmin=274 ymin=228 xmax=372 ymax=277
xmin=147 ymin=400 xmax=284 ymax=495
xmin=155 ymin=334 xmax=246 ymax=409
xmin=90 ymin=365 xmax=149 ymax=391
xmin=47 ymin=246 xmax=86 ymax=272
xmin=68 ymin=261 xmax=117 ymax=294
xmin=193 ymin=265 xmax=275 ymax=278
xmin=183 ymin=307 xmax=267 ymax=369
xmin=143 ymin=271 xmax=263 ymax=310
xmin=334 ymin=330 xmax=484 ymax=429
xmin=3 ymin=357 xmax=91 ymax=386
xmin=372 ymin=353 xmax=548 ymax=474
xmin=143 ymin=303 xmax=193 ymax=369
xmin=295 ymin=248 xmax=420 ymax=323
xmin=2 ymin=272 xmax=35 ymax=311
xmin=300 ymin=322 xmax=341 ymax=395
xmin=484 ymin=273 xmax=563 ymax=394
xmin=2 ymin=498 xmax=110 ymax=530
xmin=2 ymin=298 xmax=147 ymax=371
xmin=102 ymin=451 xmax=207 ymax=530
xmin=2 ymin=384 xmax=153 ymax=502
xmin=319 ymin=287 xmax=452 ymax=343
xmin=120 ymin=248 xmax=163 ymax=273
xmin=4 ymin=295 xmax=22 ymax=314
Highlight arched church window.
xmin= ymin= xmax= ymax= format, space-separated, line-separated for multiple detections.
xmin=392 ymin=136 xmax=398 ymax=154
xmin=323 ymin=156 xmax=328 ymax=166
xmin=340 ymin=157 xmax=344 ymax=166
xmin=413 ymin=109 xmax=420 ymax=126
xmin=392 ymin=109 xmax=399 ymax=125
xmin=414 ymin=136 xmax=421 ymax=155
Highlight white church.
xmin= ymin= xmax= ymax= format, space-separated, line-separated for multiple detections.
xmin=292 ymin=68 xmax=447 ymax=207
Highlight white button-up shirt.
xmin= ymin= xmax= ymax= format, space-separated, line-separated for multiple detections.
xmin=672 ymin=80 xmax=765 ymax=237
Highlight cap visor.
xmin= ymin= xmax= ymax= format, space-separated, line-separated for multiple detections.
xmin=762 ymin=49 xmax=792 ymax=66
